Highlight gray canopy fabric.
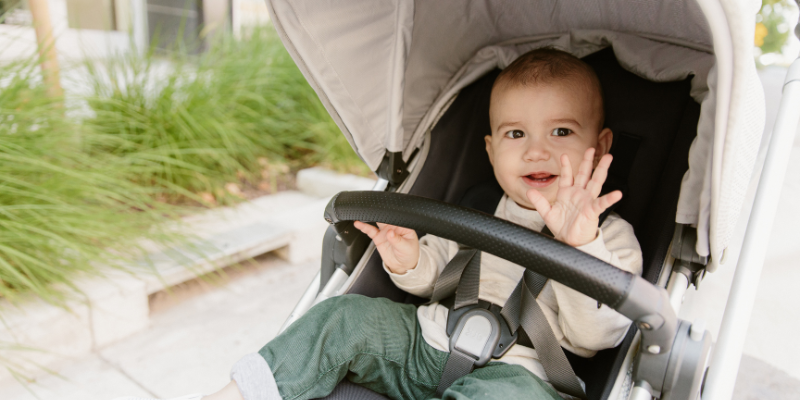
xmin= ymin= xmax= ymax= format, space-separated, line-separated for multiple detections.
xmin=265 ymin=0 xmax=765 ymax=270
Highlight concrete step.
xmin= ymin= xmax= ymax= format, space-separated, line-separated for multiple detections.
xmin=0 ymin=168 xmax=374 ymax=385
xmin=137 ymin=191 xmax=329 ymax=294
xmin=296 ymin=167 xmax=376 ymax=198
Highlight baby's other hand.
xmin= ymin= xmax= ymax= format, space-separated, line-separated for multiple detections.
xmin=526 ymin=148 xmax=622 ymax=247
xmin=354 ymin=221 xmax=419 ymax=274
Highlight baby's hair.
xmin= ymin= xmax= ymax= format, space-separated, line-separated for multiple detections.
xmin=494 ymin=47 xmax=605 ymax=128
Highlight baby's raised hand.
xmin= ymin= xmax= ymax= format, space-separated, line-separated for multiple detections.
xmin=354 ymin=221 xmax=420 ymax=274
xmin=526 ymin=148 xmax=622 ymax=247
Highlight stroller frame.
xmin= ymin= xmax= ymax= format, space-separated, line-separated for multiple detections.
xmin=268 ymin=1 xmax=800 ymax=399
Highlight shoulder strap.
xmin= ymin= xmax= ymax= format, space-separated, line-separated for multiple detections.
xmin=428 ymin=180 xmax=503 ymax=307
xmin=502 ymin=270 xmax=587 ymax=398
xmin=429 ymin=245 xmax=480 ymax=305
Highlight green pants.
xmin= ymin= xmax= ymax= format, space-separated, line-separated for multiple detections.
xmin=259 ymin=294 xmax=561 ymax=400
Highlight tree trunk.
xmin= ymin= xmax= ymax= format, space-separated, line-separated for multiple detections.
xmin=28 ymin=0 xmax=63 ymax=99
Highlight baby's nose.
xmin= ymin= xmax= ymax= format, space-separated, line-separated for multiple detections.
xmin=523 ymin=143 xmax=550 ymax=161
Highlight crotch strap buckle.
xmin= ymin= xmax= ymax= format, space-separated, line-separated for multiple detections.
xmin=449 ymin=308 xmax=501 ymax=368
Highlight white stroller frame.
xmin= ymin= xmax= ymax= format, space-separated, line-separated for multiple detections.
xmin=266 ymin=1 xmax=800 ymax=399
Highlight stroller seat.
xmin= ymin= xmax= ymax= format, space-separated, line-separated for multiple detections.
xmin=319 ymin=47 xmax=701 ymax=400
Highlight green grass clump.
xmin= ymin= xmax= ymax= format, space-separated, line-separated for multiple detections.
xmin=0 ymin=22 xmax=369 ymax=379
xmin=206 ymin=28 xmax=369 ymax=175
xmin=0 ymin=59 xmax=175 ymax=304
xmin=0 ymin=24 xmax=368 ymax=302
xmin=82 ymin=26 xmax=368 ymax=204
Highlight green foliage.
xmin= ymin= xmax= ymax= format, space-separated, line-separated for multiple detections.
xmin=756 ymin=0 xmax=794 ymax=55
xmin=82 ymin=27 xmax=368 ymax=203
xmin=0 ymin=23 xmax=370 ymax=381
xmin=0 ymin=58 xmax=176 ymax=304
xmin=0 ymin=25 xmax=366 ymax=303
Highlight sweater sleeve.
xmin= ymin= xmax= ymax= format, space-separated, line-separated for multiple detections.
xmin=549 ymin=214 xmax=643 ymax=354
xmin=382 ymin=234 xmax=453 ymax=298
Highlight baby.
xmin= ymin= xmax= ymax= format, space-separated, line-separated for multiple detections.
xmin=120 ymin=48 xmax=642 ymax=400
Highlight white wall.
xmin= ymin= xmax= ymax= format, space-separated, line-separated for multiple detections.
xmin=0 ymin=0 xmax=148 ymax=64
xmin=231 ymin=0 xmax=270 ymax=38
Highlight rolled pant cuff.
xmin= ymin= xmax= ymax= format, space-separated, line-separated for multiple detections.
xmin=230 ymin=353 xmax=283 ymax=400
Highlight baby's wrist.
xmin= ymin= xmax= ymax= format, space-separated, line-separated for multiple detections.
xmin=388 ymin=266 xmax=407 ymax=275
xmin=565 ymin=229 xmax=599 ymax=247
xmin=387 ymin=262 xmax=417 ymax=275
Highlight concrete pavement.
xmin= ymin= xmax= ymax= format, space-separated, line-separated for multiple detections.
xmin=0 ymin=254 xmax=319 ymax=399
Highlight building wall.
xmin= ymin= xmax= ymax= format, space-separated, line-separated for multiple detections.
xmin=0 ymin=0 xmax=270 ymax=63
xmin=0 ymin=0 xmax=145 ymax=63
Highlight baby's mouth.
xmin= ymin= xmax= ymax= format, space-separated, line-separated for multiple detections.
xmin=522 ymin=173 xmax=557 ymax=188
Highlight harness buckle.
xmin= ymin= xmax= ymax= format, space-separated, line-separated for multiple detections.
xmin=448 ymin=308 xmax=501 ymax=367
xmin=447 ymin=301 xmax=518 ymax=360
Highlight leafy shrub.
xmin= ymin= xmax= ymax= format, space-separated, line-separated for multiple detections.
xmin=82 ymin=27 xmax=368 ymax=204
xmin=0 ymin=59 xmax=175 ymax=304
xmin=0 ymin=24 xmax=367 ymax=302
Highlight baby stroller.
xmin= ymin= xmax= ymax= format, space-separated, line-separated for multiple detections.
xmin=264 ymin=1 xmax=800 ymax=399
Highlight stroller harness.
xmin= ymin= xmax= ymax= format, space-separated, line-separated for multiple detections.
xmin=431 ymin=180 xmax=622 ymax=399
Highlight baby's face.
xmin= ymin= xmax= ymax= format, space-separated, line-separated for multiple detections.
xmin=486 ymin=80 xmax=612 ymax=209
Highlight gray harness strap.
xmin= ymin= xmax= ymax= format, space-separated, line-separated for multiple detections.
xmin=435 ymin=348 xmax=478 ymax=396
xmin=501 ymin=226 xmax=586 ymax=398
xmin=433 ymin=246 xmax=486 ymax=397
xmin=454 ymin=248 xmax=481 ymax=310
xmin=429 ymin=245 xmax=479 ymax=304
xmin=433 ymin=224 xmax=595 ymax=399
xmin=502 ymin=270 xmax=587 ymax=398
xmin=499 ymin=270 xmax=546 ymax=333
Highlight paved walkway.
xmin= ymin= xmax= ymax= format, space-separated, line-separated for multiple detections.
xmin=0 ymin=254 xmax=319 ymax=399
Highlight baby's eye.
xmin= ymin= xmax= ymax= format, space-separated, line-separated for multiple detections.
xmin=504 ymin=130 xmax=525 ymax=139
xmin=551 ymin=128 xmax=573 ymax=137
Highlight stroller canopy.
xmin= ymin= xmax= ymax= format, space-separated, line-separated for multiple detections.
xmin=265 ymin=0 xmax=765 ymax=269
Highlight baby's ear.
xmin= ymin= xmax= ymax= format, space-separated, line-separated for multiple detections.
xmin=596 ymin=128 xmax=613 ymax=157
xmin=484 ymin=135 xmax=494 ymax=165
xmin=594 ymin=128 xmax=613 ymax=167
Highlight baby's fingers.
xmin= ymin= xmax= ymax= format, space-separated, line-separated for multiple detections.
xmin=586 ymin=154 xmax=613 ymax=197
xmin=375 ymin=223 xmax=417 ymax=243
xmin=392 ymin=225 xmax=417 ymax=239
xmin=354 ymin=221 xmax=380 ymax=238
xmin=591 ymin=190 xmax=623 ymax=215
xmin=386 ymin=229 xmax=401 ymax=244
xmin=385 ymin=226 xmax=419 ymax=253
xmin=526 ymin=189 xmax=552 ymax=215
xmin=559 ymin=154 xmax=574 ymax=187
xmin=574 ymin=148 xmax=595 ymax=188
